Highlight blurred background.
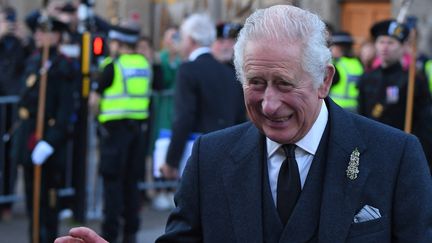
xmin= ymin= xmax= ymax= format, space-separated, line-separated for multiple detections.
xmin=1 ymin=0 xmax=432 ymax=242
xmin=2 ymin=0 xmax=432 ymax=56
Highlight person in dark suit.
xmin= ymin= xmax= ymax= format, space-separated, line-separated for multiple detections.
xmin=54 ymin=5 xmax=432 ymax=243
xmin=357 ymin=19 xmax=432 ymax=167
xmin=10 ymin=16 xmax=74 ymax=243
xmin=159 ymin=13 xmax=246 ymax=179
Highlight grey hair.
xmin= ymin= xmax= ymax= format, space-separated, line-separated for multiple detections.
xmin=233 ymin=5 xmax=331 ymax=88
xmin=181 ymin=13 xmax=216 ymax=47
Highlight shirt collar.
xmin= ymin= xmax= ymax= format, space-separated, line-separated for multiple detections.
xmin=267 ymin=99 xmax=329 ymax=157
xmin=188 ymin=47 xmax=211 ymax=61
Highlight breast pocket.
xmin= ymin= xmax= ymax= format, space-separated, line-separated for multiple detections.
xmin=346 ymin=216 xmax=389 ymax=243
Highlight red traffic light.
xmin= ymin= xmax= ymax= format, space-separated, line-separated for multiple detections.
xmin=93 ymin=36 xmax=104 ymax=56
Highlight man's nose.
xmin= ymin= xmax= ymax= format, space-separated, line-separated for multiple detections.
xmin=262 ymin=88 xmax=281 ymax=114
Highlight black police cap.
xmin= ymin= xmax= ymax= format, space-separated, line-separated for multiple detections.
xmin=60 ymin=3 xmax=77 ymax=13
xmin=25 ymin=12 xmax=69 ymax=33
xmin=37 ymin=15 xmax=70 ymax=32
xmin=370 ymin=19 xmax=410 ymax=43
xmin=331 ymin=31 xmax=354 ymax=45
xmin=216 ymin=22 xmax=242 ymax=39
xmin=108 ymin=24 xmax=140 ymax=44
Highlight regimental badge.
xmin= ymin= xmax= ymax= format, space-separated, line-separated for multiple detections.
xmin=346 ymin=148 xmax=360 ymax=180
xmin=386 ymin=86 xmax=399 ymax=104
xmin=26 ymin=74 xmax=37 ymax=88
xmin=18 ymin=107 xmax=29 ymax=120
xmin=389 ymin=21 xmax=403 ymax=40
xmin=372 ymin=103 xmax=383 ymax=118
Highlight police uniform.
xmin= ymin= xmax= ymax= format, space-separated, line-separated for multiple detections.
xmin=358 ymin=19 xmax=432 ymax=165
xmin=214 ymin=22 xmax=242 ymax=68
xmin=95 ymin=25 xmax=151 ymax=243
xmin=10 ymin=17 xmax=74 ymax=243
xmin=329 ymin=31 xmax=364 ymax=112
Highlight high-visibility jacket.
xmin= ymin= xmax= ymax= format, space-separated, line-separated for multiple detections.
xmin=330 ymin=56 xmax=364 ymax=112
xmin=425 ymin=60 xmax=432 ymax=93
xmin=98 ymin=54 xmax=151 ymax=123
xmin=99 ymin=56 xmax=113 ymax=70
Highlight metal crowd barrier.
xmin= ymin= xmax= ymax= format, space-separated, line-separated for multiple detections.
xmin=0 ymin=96 xmax=20 ymax=204
xmin=0 ymin=96 xmax=76 ymax=205
xmin=0 ymin=91 xmax=180 ymax=220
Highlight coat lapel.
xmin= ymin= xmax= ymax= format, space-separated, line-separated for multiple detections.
xmin=222 ymin=123 xmax=265 ymax=243
xmin=319 ymin=99 xmax=370 ymax=242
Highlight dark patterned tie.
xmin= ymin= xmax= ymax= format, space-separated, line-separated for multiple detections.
xmin=277 ymin=144 xmax=301 ymax=225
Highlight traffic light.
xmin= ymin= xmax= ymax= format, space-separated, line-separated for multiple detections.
xmin=92 ymin=36 xmax=104 ymax=56
xmin=90 ymin=34 xmax=107 ymax=67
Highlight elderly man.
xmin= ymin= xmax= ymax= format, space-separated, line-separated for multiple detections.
xmin=55 ymin=5 xmax=432 ymax=243
xmin=159 ymin=13 xmax=246 ymax=179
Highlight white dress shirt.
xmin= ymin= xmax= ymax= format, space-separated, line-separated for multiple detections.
xmin=266 ymin=100 xmax=328 ymax=205
xmin=188 ymin=47 xmax=212 ymax=61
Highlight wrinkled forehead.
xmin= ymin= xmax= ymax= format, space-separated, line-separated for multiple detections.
xmin=243 ymin=40 xmax=304 ymax=72
xmin=243 ymin=39 xmax=303 ymax=59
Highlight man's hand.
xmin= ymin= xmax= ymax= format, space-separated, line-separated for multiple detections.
xmin=160 ymin=163 xmax=179 ymax=180
xmin=54 ymin=227 xmax=108 ymax=243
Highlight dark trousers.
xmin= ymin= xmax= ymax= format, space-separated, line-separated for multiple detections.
xmin=24 ymin=164 xmax=62 ymax=243
xmin=99 ymin=120 xmax=148 ymax=243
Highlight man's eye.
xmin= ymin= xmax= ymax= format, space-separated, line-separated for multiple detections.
xmin=248 ymin=79 xmax=266 ymax=87
xmin=278 ymin=80 xmax=295 ymax=89
xmin=277 ymin=79 xmax=293 ymax=85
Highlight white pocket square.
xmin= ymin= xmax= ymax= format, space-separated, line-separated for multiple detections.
xmin=353 ymin=205 xmax=381 ymax=223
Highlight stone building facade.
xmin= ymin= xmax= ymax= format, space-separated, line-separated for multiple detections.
xmin=2 ymin=0 xmax=432 ymax=55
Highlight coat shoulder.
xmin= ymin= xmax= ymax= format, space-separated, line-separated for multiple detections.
xmin=350 ymin=111 xmax=419 ymax=146
xmin=199 ymin=122 xmax=256 ymax=147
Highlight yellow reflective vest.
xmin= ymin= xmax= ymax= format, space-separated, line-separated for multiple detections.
xmin=99 ymin=56 xmax=113 ymax=70
xmin=425 ymin=60 xmax=432 ymax=93
xmin=330 ymin=56 xmax=364 ymax=112
xmin=98 ymin=54 xmax=151 ymax=123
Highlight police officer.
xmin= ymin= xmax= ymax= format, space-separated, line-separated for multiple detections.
xmin=329 ymin=31 xmax=364 ymax=112
xmin=211 ymin=22 xmax=242 ymax=67
xmin=10 ymin=15 xmax=74 ymax=243
xmin=358 ymin=19 xmax=432 ymax=164
xmin=89 ymin=23 xmax=151 ymax=243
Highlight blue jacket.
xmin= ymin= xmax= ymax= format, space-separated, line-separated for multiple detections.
xmin=157 ymin=98 xmax=432 ymax=243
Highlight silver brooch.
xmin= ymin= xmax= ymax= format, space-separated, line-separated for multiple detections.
xmin=346 ymin=148 xmax=360 ymax=180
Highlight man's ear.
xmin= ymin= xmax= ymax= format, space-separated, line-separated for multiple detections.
xmin=318 ymin=64 xmax=335 ymax=99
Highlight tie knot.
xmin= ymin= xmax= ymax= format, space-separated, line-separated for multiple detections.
xmin=282 ymin=144 xmax=296 ymax=158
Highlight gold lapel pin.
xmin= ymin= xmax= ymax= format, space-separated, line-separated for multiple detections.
xmin=346 ymin=148 xmax=360 ymax=180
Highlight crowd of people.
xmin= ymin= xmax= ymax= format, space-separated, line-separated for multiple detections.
xmin=1 ymin=1 xmax=432 ymax=243
xmin=0 ymin=1 xmax=245 ymax=243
